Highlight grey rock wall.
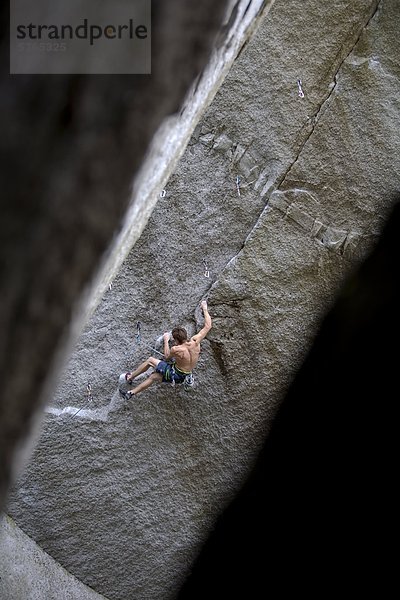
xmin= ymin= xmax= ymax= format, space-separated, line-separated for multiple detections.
xmin=7 ymin=1 xmax=400 ymax=600
xmin=177 ymin=199 xmax=400 ymax=599
xmin=0 ymin=515 xmax=109 ymax=600
xmin=0 ymin=0 xmax=231 ymax=507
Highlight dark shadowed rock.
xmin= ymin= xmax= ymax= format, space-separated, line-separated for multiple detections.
xmin=177 ymin=198 xmax=400 ymax=599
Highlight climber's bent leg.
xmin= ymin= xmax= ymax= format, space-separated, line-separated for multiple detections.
xmin=130 ymin=372 xmax=162 ymax=395
xmin=127 ymin=357 xmax=160 ymax=381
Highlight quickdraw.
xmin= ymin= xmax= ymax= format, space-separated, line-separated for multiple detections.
xmin=236 ymin=175 xmax=241 ymax=197
xmin=136 ymin=321 xmax=141 ymax=344
xmin=203 ymin=258 xmax=210 ymax=278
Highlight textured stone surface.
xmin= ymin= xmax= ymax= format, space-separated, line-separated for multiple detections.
xmin=86 ymin=0 xmax=274 ymax=319
xmin=177 ymin=200 xmax=400 ymax=599
xmin=7 ymin=1 xmax=400 ymax=600
xmin=0 ymin=515 xmax=108 ymax=600
xmin=0 ymin=0 xmax=231 ymax=506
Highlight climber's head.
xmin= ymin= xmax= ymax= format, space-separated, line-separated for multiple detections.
xmin=171 ymin=327 xmax=188 ymax=344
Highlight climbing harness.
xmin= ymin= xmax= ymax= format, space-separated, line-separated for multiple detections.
xmin=297 ymin=79 xmax=305 ymax=98
xmin=170 ymin=364 xmax=195 ymax=392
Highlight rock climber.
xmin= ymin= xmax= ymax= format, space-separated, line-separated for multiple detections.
xmin=122 ymin=300 xmax=212 ymax=397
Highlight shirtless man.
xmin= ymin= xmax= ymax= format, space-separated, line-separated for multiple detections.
xmin=123 ymin=300 xmax=212 ymax=397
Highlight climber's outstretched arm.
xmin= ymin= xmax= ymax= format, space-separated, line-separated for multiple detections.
xmin=192 ymin=300 xmax=212 ymax=345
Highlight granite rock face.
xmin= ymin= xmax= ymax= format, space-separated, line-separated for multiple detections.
xmin=7 ymin=1 xmax=400 ymax=600
xmin=0 ymin=515 xmax=109 ymax=600
xmin=0 ymin=0 xmax=231 ymax=505
xmin=177 ymin=199 xmax=400 ymax=599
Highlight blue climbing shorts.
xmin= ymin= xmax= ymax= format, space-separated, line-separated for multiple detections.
xmin=155 ymin=361 xmax=190 ymax=384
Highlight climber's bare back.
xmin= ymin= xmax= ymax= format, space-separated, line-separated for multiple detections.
xmin=171 ymin=339 xmax=201 ymax=372
xmin=169 ymin=300 xmax=212 ymax=372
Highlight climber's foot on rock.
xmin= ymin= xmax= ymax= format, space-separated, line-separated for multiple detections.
xmin=119 ymin=388 xmax=135 ymax=400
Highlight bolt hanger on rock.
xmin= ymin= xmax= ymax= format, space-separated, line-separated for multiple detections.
xmin=297 ymin=78 xmax=305 ymax=98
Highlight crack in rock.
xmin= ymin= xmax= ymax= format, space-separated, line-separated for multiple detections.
xmin=209 ymin=340 xmax=229 ymax=377
xmin=278 ymin=0 xmax=382 ymax=189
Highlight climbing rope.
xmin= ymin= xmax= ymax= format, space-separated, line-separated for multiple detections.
xmin=71 ymin=382 xmax=93 ymax=417
xmin=144 ymin=344 xmax=165 ymax=358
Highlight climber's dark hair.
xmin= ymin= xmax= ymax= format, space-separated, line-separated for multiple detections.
xmin=172 ymin=327 xmax=188 ymax=344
